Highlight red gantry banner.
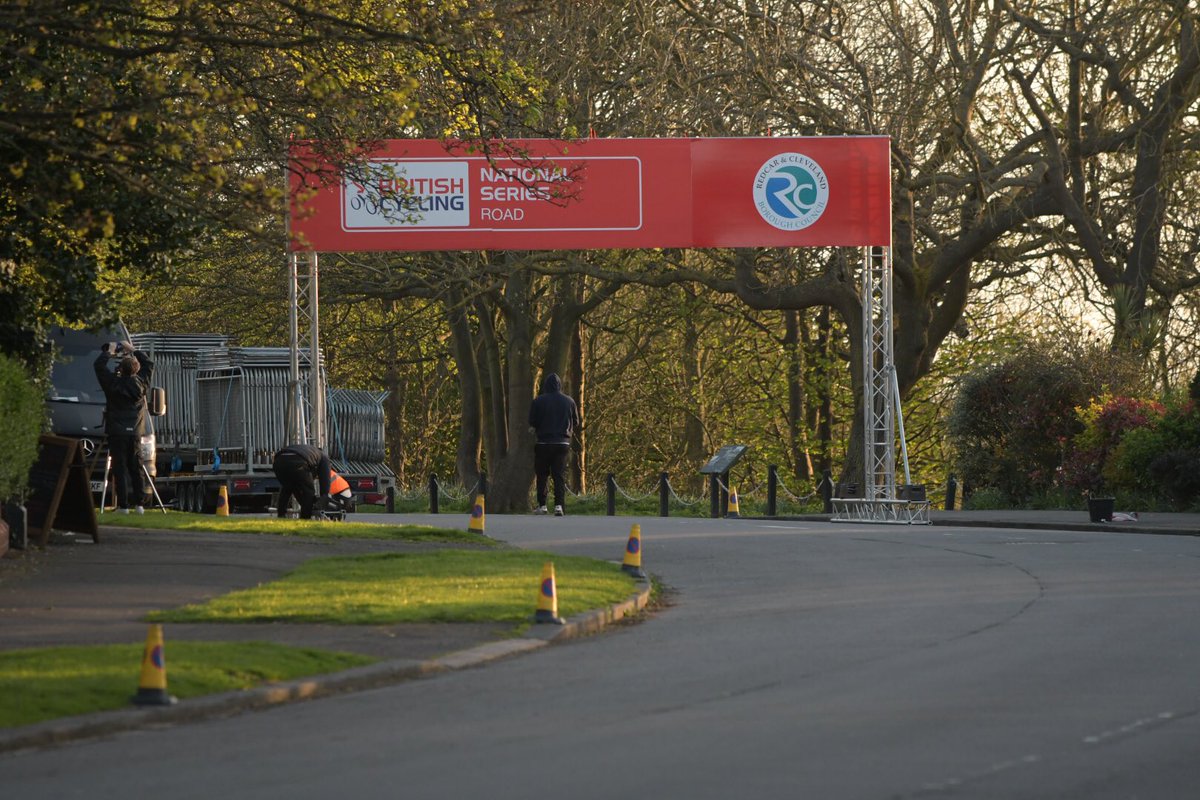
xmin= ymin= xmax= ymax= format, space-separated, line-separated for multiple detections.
xmin=288 ymin=137 xmax=890 ymax=252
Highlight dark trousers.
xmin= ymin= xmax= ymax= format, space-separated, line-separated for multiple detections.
xmin=534 ymin=443 xmax=570 ymax=507
xmin=109 ymin=434 xmax=144 ymax=509
xmin=274 ymin=457 xmax=316 ymax=519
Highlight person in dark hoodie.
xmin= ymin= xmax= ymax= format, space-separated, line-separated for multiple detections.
xmin=272 ymin=443 xmax=332 ymax=519
xmin=528 ymin=372 xmax=581 ymax=516
xmin=93 ymin=340 xmax=154 ymax=513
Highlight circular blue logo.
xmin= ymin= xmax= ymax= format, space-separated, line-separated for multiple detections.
xmin=753 ymin=153 xmax=829 ymax=231
xmin=627 ymin=538 xmax=640 ymax=555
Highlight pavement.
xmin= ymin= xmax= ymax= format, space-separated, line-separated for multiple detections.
xmin=0 ymin=506 xmax=1195 ymax=752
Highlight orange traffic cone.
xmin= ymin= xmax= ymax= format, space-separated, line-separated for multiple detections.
xmin=726 ymin=486 xmax=741 ymax=518
xmin=216 ymin=484 xmax=230 ymax=516
xmin=622 ymin=523 xmax=646 ymax=579
xmin=131 ymin=624 xmax=178 ymax=706
xmin=535 ymin=561 xmax=564 ymax=625
xmin=468 ymin=494 xmax=486 ymax=534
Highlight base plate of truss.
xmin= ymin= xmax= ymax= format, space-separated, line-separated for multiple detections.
xmin=831 ymin=498 xmax=932 ymax=525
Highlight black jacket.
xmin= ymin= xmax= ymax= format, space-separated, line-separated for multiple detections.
xmin=93 ymin=349 xmax=154 ymax=436
xmin=274 ymin=444 xmax=332 ymax=496
xmin=528 ymin=373 xmax=580 ymax=445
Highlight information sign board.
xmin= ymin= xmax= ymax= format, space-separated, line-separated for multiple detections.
xmin=699 ymin=445 xmax=749 ymax=475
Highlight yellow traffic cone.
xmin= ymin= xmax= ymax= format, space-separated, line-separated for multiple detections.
xmin=131 ymin=624 xmax=178 ymax=706
xmin=535 ymin=561 xmax=564 ymax=625
xmin=216 ymin=484 xmax=230 ymax=516
xmin=468 ymin=494 xmax=486 ymax=534
xmin=622 ymin=523 xmax=646 ymax=579
xmin=726 ymin=486 xmax=741 ymax=518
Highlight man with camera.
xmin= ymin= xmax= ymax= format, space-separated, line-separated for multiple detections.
xmin=93 ymin=340 xmax=154 ymax=513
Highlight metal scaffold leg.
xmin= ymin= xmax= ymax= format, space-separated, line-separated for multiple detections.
xmin=840 ymin=245 xmax=930 ymax=525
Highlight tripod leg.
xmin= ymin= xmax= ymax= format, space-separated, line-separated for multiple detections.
xmin=141 ymin=463 xmax=168 ymax=513
xmin=99 ymin=454 xmax=112 ymax=515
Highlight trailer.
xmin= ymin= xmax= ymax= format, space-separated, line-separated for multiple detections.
xmin=131 ymin=333 xmax=396 ymax=514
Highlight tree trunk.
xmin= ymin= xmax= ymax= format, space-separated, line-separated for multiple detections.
xmin=783 ymin=309 xmax=813 ymax=480
xmin=445 ymin=292 xmax=482 ymax=493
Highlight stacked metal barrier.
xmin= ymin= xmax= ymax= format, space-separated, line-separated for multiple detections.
xmin=324 ymin=388 xmax=390 ymax=476
xmin=130 ymin=333 xmax=229 ymax=467
xmin=195 ymin=346 xmax=319 ymax=472
xmin=133 ymin=333 xmax=394 ymax=496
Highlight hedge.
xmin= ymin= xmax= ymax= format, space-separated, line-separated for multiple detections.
xmin=0 ymin=352 xmax=44 ymax=501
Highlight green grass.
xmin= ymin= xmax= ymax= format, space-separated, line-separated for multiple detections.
xmin=100 ymin=509 xmax=494 ymax=545
xmin=149 ymin=549 xmax=637 ymax=626
xmin=0 ymin=641 xmax=375 ymax=728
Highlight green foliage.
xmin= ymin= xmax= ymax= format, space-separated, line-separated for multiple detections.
xmin=0 ymin=1 xmax=550 ymax=368
xmin=948 ymin=348 xmax=1087 ymax=504
xmin=963 ymin=486 xmax=1009 ymax=510
xmin=1108 ymin=400 xmax=1200 ymax=507
xmin=0 ymin=353 xmax=44 ymax=501
xmin=948 ymin=332 xmax=1159 ymax=506
xmin=1061 ymin=395 xmax=1164 ymax=496
xmin=1147 ymin=449 xmax=1200 ymax=510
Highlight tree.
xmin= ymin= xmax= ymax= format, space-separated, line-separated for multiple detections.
xmin=0 ymin=0 xmax=551 ymax=369
xmin=1004 ymin=1 xmax=1200 ymax=366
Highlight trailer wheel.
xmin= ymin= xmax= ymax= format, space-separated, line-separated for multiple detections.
xmin=200 ymin=484 xmax=215 ymax=515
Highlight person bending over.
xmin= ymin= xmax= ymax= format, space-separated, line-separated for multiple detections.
xmin=272 ymin=444 xmax=331 ymax=519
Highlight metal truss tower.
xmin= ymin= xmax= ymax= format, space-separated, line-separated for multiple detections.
xmin=832 ymin=246 xmax=930 ymax=524
xmin=286 ymin=251 xmax=326 ymax=449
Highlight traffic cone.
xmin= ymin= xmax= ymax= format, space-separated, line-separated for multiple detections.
xmin=726 ymin=486 xmax=741 ymax=518
xmin=131 ymin=624 xmax=178 ymax=706
xmin=468 ymin=494 xmax=486 ymax=534
xmin=216 ymin=484 xmax=230 ymax=516
xmin=535 ymin=561 xmax=564 ymax=625
xmin=622 ymin=523 xmax=646 ymax=579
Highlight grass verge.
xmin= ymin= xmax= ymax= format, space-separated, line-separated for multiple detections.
xmin=149 ymin=549 xmax=636 ymax=627
xmin=0 ymin=641 xmax=375 ymax=728
xmin=99 ymin=509 xmax=494 ymax=545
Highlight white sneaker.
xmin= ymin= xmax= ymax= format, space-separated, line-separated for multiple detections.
xmin=534 ymin=506 xmax=548 ymax=515
xmin=135 ymin=506 xmax=145 ymax=515
xmin=554 ymin=505 xmax=564 ymax=517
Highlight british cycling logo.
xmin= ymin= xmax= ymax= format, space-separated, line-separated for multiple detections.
xmin=753 ymin=153 xmax=829 ymax=231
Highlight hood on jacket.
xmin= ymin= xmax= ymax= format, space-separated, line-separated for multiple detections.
xmin=540 ymin=373 xmax=562 ymax=394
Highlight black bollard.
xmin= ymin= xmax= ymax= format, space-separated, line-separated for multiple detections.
xmin=945 ymin=473 xmax=957 ymax=511
xmin=606 ymin=473 xmax=616 ymax=516
xmin=385 ymin=485 xmax=395 ymax=514
xmin=821 ymin=469 xmax=833 ymax=514
xmin=659 ymin=472 xmax=669 ymax=517
xmin=429 ymin=473 xmax=439 ymax=514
